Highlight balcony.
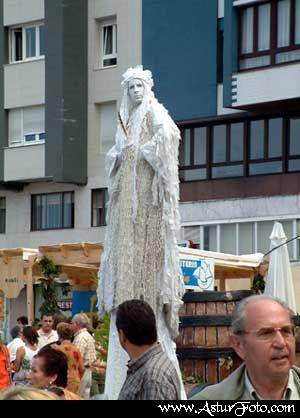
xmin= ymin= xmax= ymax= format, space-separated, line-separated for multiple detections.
xmin=231 ymin=62 xmax=300 ymax=108
xmin=4 ymin=143 xmax=45 ymax=182
xmin=4 ymin=59 xmax=45 ymax=109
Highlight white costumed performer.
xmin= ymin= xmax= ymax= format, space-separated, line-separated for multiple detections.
xmin=97 ymin=66 xmax=186 ymax=399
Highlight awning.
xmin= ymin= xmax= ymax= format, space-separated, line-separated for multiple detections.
xmin=178 ymin=247 xmax=265 ymax=280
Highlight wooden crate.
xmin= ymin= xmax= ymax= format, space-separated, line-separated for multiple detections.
xmin=177 ymin=290 xmax=254 ymax=384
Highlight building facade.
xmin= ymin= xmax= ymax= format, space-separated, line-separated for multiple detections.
xmin=0 ymin=0 xmax=142 ymax=251
xmin=0 ymin=0 xmax=142 ymax=326
xmin=173 ymin=0 xmax=300 ymax=296
xmin=1 ymin=0 xmax=300 ymax=317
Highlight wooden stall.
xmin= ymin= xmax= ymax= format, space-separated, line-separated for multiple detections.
xmin=0 ymin=248 xmax=39 ymax=326
xmin=38 ymin=242 xmax=104 ymax=290
xmin=0 ymin=243 xmax=103 ymax=328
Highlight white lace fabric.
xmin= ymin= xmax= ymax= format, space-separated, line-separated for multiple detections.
xmin=97 ymin=66 xmax=186 ymax=399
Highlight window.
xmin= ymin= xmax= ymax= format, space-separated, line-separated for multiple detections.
xmin=99 ymin=102 xmax=117 ymax=153
xmin=217 ymin=19 xmax=224 ymax=83
xmin=0 ymin=197 xmax=6 ymax=234
xmin=212 ymin=122 xmax=244 ymax=179
xmin=31 ymin=192 xmax=74 ymax=231
xmin=239 ymin=0 xmax=300 ymax=70
xmin=179 ymin=121 xmax=244 ymax=181
xmin=9 ymin=106 xmax=45 ymax=146
xmin=182 ymin=225 xmax=201 ymax=248
xmin=179 ymin=128 xmax=207 ymax=181
xmin=220 ymin=224 xmax=237 ymax=254
xmin=179 ymin=113 xmax=300 ymax=181
xmin=249 ymin=118 xmax=283 ymax=175
xmin=203 ymin=225 xmax=217 ymax=252
xmin=91 ymin=189 xmax=108 ymax=227
xmin=101 ymin=21 xmax=117 ymax=68
xmin=10 ymin=23 xmax=45 ymax=63
xmin=182 ymin=218 xmax=299 ymax=260
xmin=289 ymin=117 xmax=300 ymax=171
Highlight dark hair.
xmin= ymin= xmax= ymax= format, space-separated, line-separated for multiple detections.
xmin=17 ymin=316 xmax=28 ymax=326
xmin=116 ymin=299 xmax=157 ymax=346
xmin=22 ymin=326 xmax=39 ymax=345
xmin=56 ymin=323 xmax=73 ymax=341
xmin=35 ymin=347 xmax=68 ymax=388
xmin=92 ymin=315 xmax=100 ymax=330
xmin=41 ymin=313 xmax=54 ymax=320
xmin=52 ymin=313 xmax=69 ymax=330
xmin=10 ymin=325 xmax=22 ymax=339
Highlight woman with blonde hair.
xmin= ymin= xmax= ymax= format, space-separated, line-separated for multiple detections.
xmin=0 ymin=386 xmax=60 ymax=400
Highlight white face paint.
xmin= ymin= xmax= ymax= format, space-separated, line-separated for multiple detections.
xmin=128 ymin=78 xmax=145 ymax=106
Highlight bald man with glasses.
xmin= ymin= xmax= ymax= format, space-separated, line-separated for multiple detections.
xmin=192 ymin=295 xmax=300 ymax=400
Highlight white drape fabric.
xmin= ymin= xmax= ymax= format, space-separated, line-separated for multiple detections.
xmin=97 ymin=66 xmax=184 ymax=339
xmin=97 ymin=66 xmax=186 ymax=399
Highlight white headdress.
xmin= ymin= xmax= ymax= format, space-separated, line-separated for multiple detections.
xmin=113 ymin=66 xmax=155 ymax=157
xmin=121 ymin=65 xmax=154 ymax=89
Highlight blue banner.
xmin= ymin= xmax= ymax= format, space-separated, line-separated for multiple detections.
xmin=71 ymin=290 xmax=98 ymax=315
xmin=180 ymin=257 xmax=214 ymax=290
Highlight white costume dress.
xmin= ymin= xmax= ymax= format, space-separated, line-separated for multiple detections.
xmin=97 ymin=67 xmax=185 ymax=399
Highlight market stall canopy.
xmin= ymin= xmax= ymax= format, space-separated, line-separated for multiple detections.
xmin=0 ymin=248 xmax=38 ymax=298
xmin=178 ymin=247 xmax=265 ymax=280
xmin=38 ymin=242 xmax=104 ymax=289
xmin=1 ymin=243 xmax=266 ymax=293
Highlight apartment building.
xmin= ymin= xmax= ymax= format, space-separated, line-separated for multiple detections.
xmin=0 ymin=0 xmax=142 ymax=251
xmin=0 ymin=0 xmax=141 ymax=327
xmin=184 ymin=0 xmax=300 ymax=294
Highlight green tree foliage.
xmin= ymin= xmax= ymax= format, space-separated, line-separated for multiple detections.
xmin=38 ymin=256 xmax=61 ymax=316
xmin=93 ymin=313 xmax=110 ymax=361
xmin=252 ymin=273 xmax=266 ymax=294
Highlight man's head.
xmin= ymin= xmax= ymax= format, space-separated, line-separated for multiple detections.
xmin=10 ymin=325 xmax=22 ymax=340
xmin=71 ymin=313 xmax=89 ymax=334
xmin=17 ymin=316 xmax=28 ymax=327
xmin=40 ymin=313 xmax=54 ymax=334
xmin=116 ymin=299 xmax=157 ymax=350
xmin=230 ymin=295 xmax=296 ymax=385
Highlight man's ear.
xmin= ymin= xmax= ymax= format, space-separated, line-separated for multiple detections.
xmin=118 ymin=329 xmax=127 ymax=346
xmin=229 ymin=333 xmax=246 ymax=361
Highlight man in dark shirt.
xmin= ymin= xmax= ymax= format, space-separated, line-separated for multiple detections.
xmin=117 ymin=299 xmax=181 ymax=400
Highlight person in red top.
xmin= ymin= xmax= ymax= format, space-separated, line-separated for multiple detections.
xmin=0 ymin=336 xmax=11 ymax=390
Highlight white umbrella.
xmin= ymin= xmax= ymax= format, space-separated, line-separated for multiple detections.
xmin=264 ymin=222 xmax=297 ymax=313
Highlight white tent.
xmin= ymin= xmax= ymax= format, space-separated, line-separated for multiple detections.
xmin=264 ymin=222 xmax=297 ymax=313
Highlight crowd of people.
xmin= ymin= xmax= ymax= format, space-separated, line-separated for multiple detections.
xmin=1 ymin=294 xmax=300 ymax=400
xmin=0 ymin=312 xmax=106 ymax=400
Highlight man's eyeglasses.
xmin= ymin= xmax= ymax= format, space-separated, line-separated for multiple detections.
xmin=238 ymin=325 xmax=296 ymax=341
